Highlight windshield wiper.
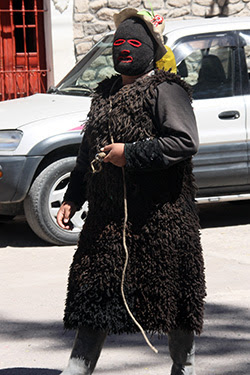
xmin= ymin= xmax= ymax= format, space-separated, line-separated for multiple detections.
xmin=47 ymin=86 xmax=64 ymax=94
xmin=47 ymin=84 xmax=93 ymax=96
xmin=59 ymin=84 xmax=93 ymax=96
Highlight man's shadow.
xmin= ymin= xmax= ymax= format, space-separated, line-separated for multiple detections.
xmin=0 ymin=369 xmax=61 ymax=375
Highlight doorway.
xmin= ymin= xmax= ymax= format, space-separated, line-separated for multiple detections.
xmin=0 ymin=0 xmax=47 ymax=101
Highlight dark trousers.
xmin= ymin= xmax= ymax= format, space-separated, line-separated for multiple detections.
xmin=60 ymin=326 xmax=195 ymax=375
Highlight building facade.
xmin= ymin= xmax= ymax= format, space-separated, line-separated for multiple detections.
xmin=74 ymin=0 xmax=250 ymax=61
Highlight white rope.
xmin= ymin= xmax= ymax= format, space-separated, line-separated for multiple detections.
xmin=103 ymin=99 xmax=158 ymax=354
xmin=120 ymin=167 xmax=158 ymax=354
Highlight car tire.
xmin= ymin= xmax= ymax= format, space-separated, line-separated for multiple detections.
xmin=24 ymin=157 xmax=87 ymax=245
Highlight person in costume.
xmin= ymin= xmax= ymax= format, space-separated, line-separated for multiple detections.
xmin=57 ymin=7 xmax=206 ymax=375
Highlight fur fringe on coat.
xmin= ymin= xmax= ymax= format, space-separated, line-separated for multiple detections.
xmin=63 ymin=70 xmax=206 ymax=335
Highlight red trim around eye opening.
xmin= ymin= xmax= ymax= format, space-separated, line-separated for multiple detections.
xmin=114 ymin=39 xmax=126 ymax=46
xmin=128 ymin=39 xmax=142 ymax=47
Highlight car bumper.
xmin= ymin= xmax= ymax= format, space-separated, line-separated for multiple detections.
xmin=0 ymin=155 xmax=42 ymax=202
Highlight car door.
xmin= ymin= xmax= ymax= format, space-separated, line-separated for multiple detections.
xmin=239 ymin=30 xmax=250 ymax=185
xmin=172 ymin=31 xmax=248 ymax=197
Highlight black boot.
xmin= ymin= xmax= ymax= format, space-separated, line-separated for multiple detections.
xmin=168 ymin=329 xmax=195 ymax=375
xmin=60 ymin=326 xmax=107 ymax=375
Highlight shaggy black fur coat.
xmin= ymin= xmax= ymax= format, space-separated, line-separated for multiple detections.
xmin=63 ymin=70 xmax=206 ymax=335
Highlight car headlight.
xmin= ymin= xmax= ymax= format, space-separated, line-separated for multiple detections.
xmin=0 ymin=130 xmax=23 ymax=151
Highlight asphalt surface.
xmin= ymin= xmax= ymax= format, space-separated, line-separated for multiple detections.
xmin=0 ymin=201 xmax=250 ymax=375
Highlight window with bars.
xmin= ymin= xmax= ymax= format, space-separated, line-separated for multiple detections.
xmin=0 ymin=0 xmax=48 ymax=101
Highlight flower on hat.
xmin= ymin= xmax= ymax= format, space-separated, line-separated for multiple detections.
xmin=137 ymin=6 xmax=164 ymax=28
xmin=151 ymin=15 xmax=164 ymax=27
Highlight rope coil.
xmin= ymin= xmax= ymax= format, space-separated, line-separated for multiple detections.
xmin=90 ymin=152 xmax=107 ymax=173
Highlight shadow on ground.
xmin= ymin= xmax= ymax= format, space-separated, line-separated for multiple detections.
xmin=0 ymin=370 xmax=60 ymax=375
xmin=0 ymin=320 xmax=74 ymax=351
xmin=0 ymin=216 xmax=53 ymax=248
xmin=199 ymin=200 xmax=250 ymax=228
xmin=1 ymin=303 xmax=249 ymax=360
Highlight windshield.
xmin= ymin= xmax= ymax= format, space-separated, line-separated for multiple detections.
xmin=49 ymin=32 xmax=168 ymax=97
xmin=52 ymin=34 xmax=116 ymax=96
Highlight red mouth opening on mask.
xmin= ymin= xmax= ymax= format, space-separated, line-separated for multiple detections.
xmin=118 ymin=50 xmax=133 ymax=63
xmin=118 ymin=56 xmax=133 ymax=63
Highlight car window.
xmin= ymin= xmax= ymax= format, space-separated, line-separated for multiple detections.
xmin=239 ymin=31 xmax=250 ymax=91
xmin=173 ymin=33 xmax=236 ymax=100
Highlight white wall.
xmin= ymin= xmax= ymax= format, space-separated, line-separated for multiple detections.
xmin=50 ymin=0 xmax=75 ymax=85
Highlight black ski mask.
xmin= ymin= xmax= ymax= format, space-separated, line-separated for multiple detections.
xmin=112 ymin=17 xmax=156 ymax=76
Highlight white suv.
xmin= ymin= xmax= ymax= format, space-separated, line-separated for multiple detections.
xmin=1 ymin=17 xmax=250 ymax=245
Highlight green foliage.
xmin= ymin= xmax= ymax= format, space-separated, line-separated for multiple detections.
xmin=137 ymin=0 xmax=155 ymax=18
xmin=137 ymin=10 xmax=152 ymax=17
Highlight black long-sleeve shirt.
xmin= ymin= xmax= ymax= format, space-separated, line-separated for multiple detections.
xmin=64 ymin=80 xmax=198 ymax=209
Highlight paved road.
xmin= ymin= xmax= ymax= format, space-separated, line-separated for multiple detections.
xmin=0 ymin=202 xmax=250 ymax=375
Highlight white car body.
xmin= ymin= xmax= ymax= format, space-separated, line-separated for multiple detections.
xmin=0 ymin=94 xmax=90 ymax=156
xmin=1 ymin=17 xmax=250 ymax=244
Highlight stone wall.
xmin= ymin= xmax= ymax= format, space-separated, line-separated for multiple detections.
xmin=73 ymin=0 xmax=250 ymax=61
